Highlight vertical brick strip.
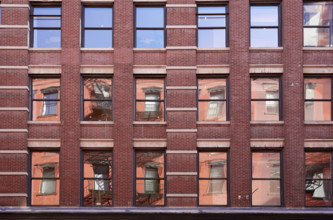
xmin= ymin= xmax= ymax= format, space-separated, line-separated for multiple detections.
xmin=113 ymin=0 xmax=134 ymax=206
xmin=282 ymin=0 xmax=304 ymax=207
xmin=60 ymin=0 xmax=81 ymax=206
xmin=229 ymin=0 xmax=251 ymax=207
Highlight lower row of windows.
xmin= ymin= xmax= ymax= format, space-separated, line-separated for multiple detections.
xmin=29 ymin=151 xmax=333 ymax=207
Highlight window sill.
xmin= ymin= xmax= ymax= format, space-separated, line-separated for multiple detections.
xmin=133 ymin=121 xmax=167 ymax=125
xmin=249 ymin=47 xmax=283 ymax=51
xmin=80 ymin=48 xmax=114 ymax=52
xmin=29 ymin=48 xmax=61 ymax=52
xmin=133 ymin=48 xmax=166 ymax=52
xmin=36 ymin=193 xmax=57 ymax=196
xmin=303 ymin=47 xmax=333 ymax=51
xmin=80 ymin=121 xmax=114 ymax=125
xmin=250 ymin=121 xmax=284 ymax=125
xmin=28 ymin=121 xmax=61 ymax=125
xmin=197 ymin=48 xmax=230 ymax=51
xmin=197 ymin=121 xmax=230 ymax=125
xmin=304 ymin=121 xmax=333 ymax=125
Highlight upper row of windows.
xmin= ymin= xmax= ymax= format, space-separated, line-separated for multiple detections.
xmin=30 ymin=2 xmax=333 ymax=48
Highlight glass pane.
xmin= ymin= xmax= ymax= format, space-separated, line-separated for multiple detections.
xmin=32 ymin=152 xmax=59 ymax=178
xmin=252 ymin=152 xmax=280 ymax=179
xmin=251 ymin=78 xmax=279 ymax=99
xmin=251 ymin=101 xmax=279 ymax=121
xmin=304 ymin=4 xmax=330 ymax=26
xmin=33 ymin=29 xmax=61 ymax=48
xmin=31 ymin=179 xmax=60 ymax=205
xmin=198 ymin=7 xmax=225 ymax=14
xmin=251 ymin=6 xmax=279 ymax=26
xmin=84 ymin=151 xmax=112 ymax=178
xmin=305 ymin=78 xmax=331 ymax=100
xmin=32 ymin=78 xmax=60 ymax=99
xmin=136 ymin=7 xmax=164 ymax=28
xmin=198 ymin=101 xmax=226 ymax=121
xmin=84 ymin=101 xmax=112 ymax=121
xmin=83 ymin=180 xmax=112 ymax=206
xmin=252 ymin=180 xmax=281 ymax=206
xmin=306 ymin=152 xmax=331 ymax=179
xmin=199 ymin=152 xmax=227 ymax=178
xmin=198 ymin=79 xmax=227 ymax=100
xmin=136 ymin=102 xmax=164 ymax=121
xmin=136 ymin=79 xmax=164 ymax=100
xmin=32 ymin=101 xmax=60 ymax=121
xmin=198 ymin=29 xmax=225 ymax=47
xmin=33 ymin=17 xmax=61 ymax=27
xmin=33 ymin=7 xmax=61 ymax=15
xmin=84 ymin=78 xmax=112 ymax=99
xmin=84 ymin=30 xmax=112 ymax=48
xmin=136 ymin=151 xmax=164 ymax=178
xmin=304 ymin=28 xmax=330 ymax=47
xmin=251 ymin=28 xmax=278 ymax=47
xmin=136 ymin=180 xmax=165 ymax=206
xmin=199 ymin=180 xmax=227 ymax=205
xmin=198 ymin=15 xmax=226 ymax=27
xmin=136 ymin=30 xmax=164 ymax=48
xmin=306 ymin=179 xmax=332 ymax=206
xmin=304 ymin=101 xmax=331 ymax=121
xmin=85 ymin=8 xmax=112 ymax=28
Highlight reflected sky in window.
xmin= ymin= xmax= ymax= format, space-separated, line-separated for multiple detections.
xmin=34 ymin=30 xmax=61 ymax=48
xmin=251 ymin=6 xmax=278 ymax=26
xmin=85 ymin=8 xmax=112 ymax=28
xmin=137 ymin=30 xmax=164 ymax=48
xmin=136 ymin=7 xmax=164 ymax=28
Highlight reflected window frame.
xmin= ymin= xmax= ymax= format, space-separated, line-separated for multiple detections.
xmin=134 ymin=5 xmax=166 ymax=48
xmin=251 ymin=151 xmax=283 ymax=207
xmin=81 ymin=5 xmax=113 ymax=48
xmin=198 ymin=151 xmax=229 ymax=206
xmin=30 ymin=5 xmax=62 ymax=48
xmin=134 ymin=76 xmax=166 ymax=121
xmin=197 ymin=4 xmax=229 ymax=48
xmin=250 ymin=3 xmax=282 ymax=47
xmin=30 ymin=76 xmax=61 ymax=121
xmin=304 ymin=76 xmax=333 ymax=121
xmin=303 ymin=2 xmax=333 ymax=47
xmin=250 ymin=76 xmax=282 ymax=121
xmin=81 ymin=76 xmax=113 ymax=121
xmin=81 ymin=150 xmax=113 ymax=207
xmin=29 ymin=150 xmax=60 ymax=206
xmin=134 ymin=150 xmax=166 ymax=206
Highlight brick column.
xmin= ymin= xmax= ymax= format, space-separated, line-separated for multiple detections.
xmin=60 ymin=0 xmax=81 ymax=206
xmin=282 ymin=0 xmax=304 ymax=207
xmin=113 ymin=0 xmax=134 ymax=206
xmin=229 ymin=0 xmax=251 ymax=207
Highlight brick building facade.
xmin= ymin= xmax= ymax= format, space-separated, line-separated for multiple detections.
xmin=0 ymin=0 xmax=333 ymax=219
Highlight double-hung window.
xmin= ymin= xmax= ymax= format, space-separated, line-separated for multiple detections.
xmin=304 ymin=77 xmax=332 ymax=121
xmin=82 ymin=6 xmax=113 ymax=48
xmin=135 ymin=6 xmax=165 ymax=48
xmin=250 ymin=4 xmax=281 ymax=47
xmin=135 ymin=151 xmax=165 ymax=206
xmin=197 ymin=5 xmax=228 ymax=48
xmin=304 ymin=2 xmax=333 ymax=47
xmin=30 ymin=6 xmax=61 ymax=48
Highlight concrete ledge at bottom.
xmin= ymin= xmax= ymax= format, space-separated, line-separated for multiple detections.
xmin=0 ymin=193 xmax=27 ymax=197
xmin=28 ymin=139 xmax=61 ymax=148
xmin=80 ymin=139 xmax=114 ymax=148
xmin=305 ymin=139 xmax=333 ymax=148
xmin=250 ymin=139 xmax=284 ymax=148
xmin=133 ymin=139 xmax=167 ymax=148
xmin=197 ymin=139 xmax=230 ymax=148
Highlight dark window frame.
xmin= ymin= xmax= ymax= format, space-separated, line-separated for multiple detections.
xmin=81 ymin=75 xmax=113 ymax=121
xmin=134 ymin=76 xmax=166 ymax=121
xmin=251 ymin=150 xmax=283 ymax=207
xmin=28 ymin=150 xmax=60 ymax=207
xmin=197 ymin=76 xmax=230 ymax=121
xmin=196 ymin=4 xmax=229 ymax=48
xmin=303 ymin=2 xmax=333 ymax=47
xmin=134 ymin=149 xmax=166 ymax=207
xmin=81 ymin=5 xmax=113 ymax=48
xmin=29 ymin=76 xmax=61 ymax=121
xmin=134 ymin=5 xmax=166 ymax=48
xmin=250 ymin=3 xmax=282 ymax=47
xmin=30 ymin=5 xmax=62 ymax=48
xmin=197 ymin=150 xmax=229 ymax=207
xmin=250 ymin=75 xmax=283 ymax=121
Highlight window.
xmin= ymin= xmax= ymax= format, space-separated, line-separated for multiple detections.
xmin=82 ymin=77 xmax=112 ymax=121
xmin=82 ymin=6 xmax=113 ymax=48
xmin=198 ymin=78 xmax=228 ymax=121
xmin=251 ymin=77 xmax=281 ymax=121
xmin=135 ymin=6 xmax=165 ymax=48
xmin=30 ymin=6 xmax=61 ymax=48
xmin=82 ymin=151 xmax=112 ymax=206
xmin=305 ymin=152 xmax=332 ymax=207
xmin=31 ymin=77 xmax=60 ymax=121
xmin=198 ymin=152 xmax=228 ymax=206
xmin=30 ymin=151 xmax=59 ymax=206
xmin=304 ymin=2 xmax=333 ymax=47
xmin=250 ymin=4 xmax=281 ymax=47
xmin=197 ymin=5 xmax=228 ymax=48
xmin=304 ymin=78 xmax=332 ymax=121
xmin=252 ymin=152 xmax=281 ymax=206
xmin=135 ymin=151 xmax=165 ymax=206
xmin=135 ymin=78 xmax=165 ymax=121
